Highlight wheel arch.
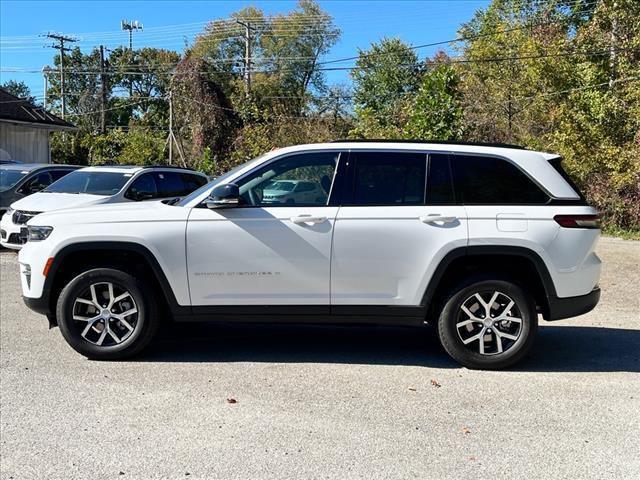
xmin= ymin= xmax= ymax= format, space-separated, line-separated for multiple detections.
xmin=422 ymin=246 xmax=556 ymax=322
xmin=43 ymin=241 xmax=188 ymax=324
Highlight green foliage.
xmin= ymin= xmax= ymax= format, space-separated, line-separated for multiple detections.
xmin=117 ymin=129 xmax=166 ymax=165
xmin=1 ymin=80 xmax=36 ymax=104
xmin=404 ymin=62 xmax=464 ymax=140
xmin=351 ymin=38 xmax=421 ymax=135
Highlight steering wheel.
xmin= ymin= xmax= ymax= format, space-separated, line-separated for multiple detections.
xmin=247 ymin=188 xmax=259 ymax=206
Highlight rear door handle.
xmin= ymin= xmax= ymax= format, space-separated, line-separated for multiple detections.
xmin=291 ymin=215 xmax=327 ymax=225
xmin=420 ymin=215 xmax=457 ymax=224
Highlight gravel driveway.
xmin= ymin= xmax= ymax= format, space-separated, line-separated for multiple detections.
xmin=1 ymin=236 xmax=639 ymax=480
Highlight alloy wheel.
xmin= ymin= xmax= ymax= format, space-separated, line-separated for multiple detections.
xmin=71 ymin=282 xmax=139 ymax=346
xmin=455 ymin=290 xmax=523 ymax=355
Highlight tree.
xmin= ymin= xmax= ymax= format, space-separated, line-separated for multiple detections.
xmin=404 ymin=55 xmax=464 ymax=140
xmin=108 ymin=46 xmax=181 ymax=126
xmin=171 ymin=56 xmax=237 ymax=169
xmin=189 ymin=0 xmax=339 ymax=117
xmin=351 ymin=38 xmax=421 ymax=137
xmin=1 ymin=80 xmax=37 ymax=104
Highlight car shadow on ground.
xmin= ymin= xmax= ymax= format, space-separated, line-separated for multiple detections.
xmin=138 ymin=323 xmax=640 ymax=373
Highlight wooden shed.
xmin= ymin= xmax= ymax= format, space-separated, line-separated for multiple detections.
xmin=0 ymin=87 xmax=76 ymax=163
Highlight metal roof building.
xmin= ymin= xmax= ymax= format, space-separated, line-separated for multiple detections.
xmin=0 ymin=87 xmax=77 ymax=163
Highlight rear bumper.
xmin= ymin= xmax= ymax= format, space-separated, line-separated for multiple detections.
xmin=546 ymin=287 xmax=600 ymax=321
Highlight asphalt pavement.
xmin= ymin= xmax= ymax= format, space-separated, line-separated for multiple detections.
xmin=1 ymin=236 xmax=639 ymax=479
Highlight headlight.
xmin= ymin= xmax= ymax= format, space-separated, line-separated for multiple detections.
xmin=27 ymin=225 xmax=53 ymax=241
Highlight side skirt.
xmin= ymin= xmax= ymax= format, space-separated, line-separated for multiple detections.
xmin=173 ymin=305 xmax=427 ymax=327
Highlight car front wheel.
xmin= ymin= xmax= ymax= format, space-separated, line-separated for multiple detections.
xmin=437 ymin=279 xmax=537 ymax=370
xmin=56 ymin=268 xmax=159 ymax=360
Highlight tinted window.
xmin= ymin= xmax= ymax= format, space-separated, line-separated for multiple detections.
xmin=452 ymin=155 xmax=549 ymax=204
xmin=23 ymin=172 xmax=53 ymax=193
xmin=126 ymin=173 xmax=157 ymax=200
xmin=237 ymin=152 xmax=339 ymax=206
xmin=181 ymin=173 xmax=207 ymax=193
xmin=153 ymin=172 xmax=186 ymax=197
xmin=50 ymin=169 xmax=75 ymax=181
xmin=426 ymin=154 xmax=455 ymax=205
xmin=44 ymin=171 xmax=130 ymax=195
xmin=351 ymin=152 xmax=426 ymax=206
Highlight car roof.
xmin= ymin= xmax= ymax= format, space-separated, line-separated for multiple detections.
xmin=0 ymin=163 xmax=81 ymax=172
xmin=78 ymin=165 xmax=205 ymax=175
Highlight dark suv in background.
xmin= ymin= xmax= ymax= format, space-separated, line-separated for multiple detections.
xmin=0 ymin=163 xmax=80 ymax=218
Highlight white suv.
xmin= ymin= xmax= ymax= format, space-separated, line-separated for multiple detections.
xmin=1 ymin=165 xmax=207 ymax=249
xmin=17 ymin=141 xmax=601 ymax=369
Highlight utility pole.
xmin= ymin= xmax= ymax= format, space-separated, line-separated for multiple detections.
xmin=236 ymin=20 xmax=255 ymax=96
xmin=45 ymin=33 xmax=77 ymax=120
xmin=164 ymin=90 xmax=186 ymax=167
xmin=99 ymin=46 xmax=107 ymax=134
xmin=42 ymin=66 xmax=51 ymax=110
xmin=609 ymin=1 xmax=618 ymax=89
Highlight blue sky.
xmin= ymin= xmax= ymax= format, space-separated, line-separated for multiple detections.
xmin=1 ymin=0 xmax=489 ymax=100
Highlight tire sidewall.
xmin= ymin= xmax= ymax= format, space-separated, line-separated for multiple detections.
xmin=56 ymin=268 xmax=155 ymax=359
xmin=438 ymin=279 xmax=537 ymax=370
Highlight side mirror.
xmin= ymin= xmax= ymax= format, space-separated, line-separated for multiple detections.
xmin=205 ymin=183 xmax=241 ymax=209
xmin=132 ymin=190 xmax=154 ymax=201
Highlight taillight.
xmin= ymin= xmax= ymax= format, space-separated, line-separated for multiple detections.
xmin=554 ymin=214 xmax=601 ymax=229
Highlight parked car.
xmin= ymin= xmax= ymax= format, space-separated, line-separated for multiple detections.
xmin=1 ymin=163 xmax=80 ymax=218
xmin=1 ymin=165 xmax=207 ymax=249
xmin=18 ymin=141 xmax=601 ymax=369
xmin=262 ymin=179 xmax=328 ymax=204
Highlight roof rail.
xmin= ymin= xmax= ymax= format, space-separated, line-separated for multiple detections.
xmin=90 ymin=163 xmax=196 ymax=171
xmin=141 ymin=165 xmax=197 ymax=171
xmin=330 ymin=139 xmax=526 ymax=150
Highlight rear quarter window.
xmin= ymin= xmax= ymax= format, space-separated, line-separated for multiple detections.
xmin=451 ymin=154 xmax=549 ymax=205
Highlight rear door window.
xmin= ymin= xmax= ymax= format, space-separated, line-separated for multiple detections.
xmin=153 ymin=171 xmax=186 ymax=197
xmin=348 ymin=152 xmax=426 ymax=206
xmin=181 ymin=173 xmax=207 ymax=193
xmin=451 ymin=154 xmax=549 ymax=204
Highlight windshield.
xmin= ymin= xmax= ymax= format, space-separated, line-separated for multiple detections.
xmin=44 ymin=171 xmax=130 ymax=195
xmin=176 ymin=155 xmax=266 ymax=206
xmin=0 ymin=169 xmax=29 ymax=191
xmin=268 ymin=181 xmax=296 ymax=191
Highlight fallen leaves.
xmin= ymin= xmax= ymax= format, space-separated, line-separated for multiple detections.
xmin=462 ymin=426 xmax=471 ymax=435
xmin=226 ymin=398 xmax=238 ymax=404
xmin=430 ymin=379 xmax=441 ymax=388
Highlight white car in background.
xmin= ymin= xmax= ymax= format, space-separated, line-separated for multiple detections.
xmin=0 ymin=165 xmax=207 ymax=249
xmin=262 ymin=179 xmax=329 ymax=204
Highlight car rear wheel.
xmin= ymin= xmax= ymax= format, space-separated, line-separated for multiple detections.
xmin=56 ymin=268 xmax=159 ymax=360
xmin=436 ymin=279 xmax=537 ymax=370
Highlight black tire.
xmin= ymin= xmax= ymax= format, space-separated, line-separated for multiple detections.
xmin=436 ymin=279 xmax=537 ymax=370
xmin=56 ymin=268 xmax=159 ymax=360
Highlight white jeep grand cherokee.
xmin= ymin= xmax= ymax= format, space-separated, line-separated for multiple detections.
xmin=18 ymin=141 xmax=601 ymax=369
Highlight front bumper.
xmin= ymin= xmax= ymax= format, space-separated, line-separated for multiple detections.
xmin=546 ymin=287 xmax=601 ymax=321
xmin=23 ymin=295 xmax=50 ymax=316
xmin=0 ymin=214 xmax=26 ymax=249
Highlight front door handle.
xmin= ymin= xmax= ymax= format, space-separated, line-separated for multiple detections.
xmin=420 ymin=215 xmax=457 ymax=224
xmin=291 ymin=215 xmax=327 ymax=225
